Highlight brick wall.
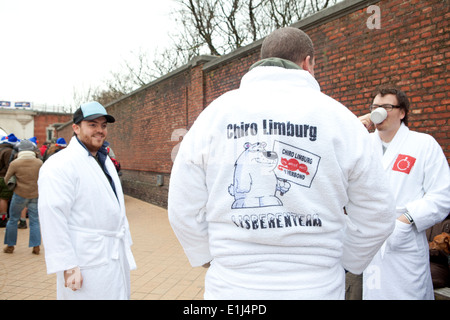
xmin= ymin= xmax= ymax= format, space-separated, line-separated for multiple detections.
xmin=55 ymin=121 xmax=74 ymax=144
xmin=204 ymin=48 xmax=261 ymax=106
xmin=308 ymin=0 xmax=449 ymax=147
xmin=105 ymin=66 xmax=188 ymax=206
xmin=33 ymin=113 xmax=72 ymax=147
xmin=83 ymin=0 xmax=448 ymax=208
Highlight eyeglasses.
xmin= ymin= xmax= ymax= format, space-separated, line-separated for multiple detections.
xmin=369 ymin=104 xmax=401 ymax=112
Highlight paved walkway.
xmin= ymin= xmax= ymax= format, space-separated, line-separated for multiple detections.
xmin=0 ymin=195 xmax=207 ymax=300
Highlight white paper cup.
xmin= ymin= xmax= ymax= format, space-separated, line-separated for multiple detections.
xmin=370 ymin=107 xmax=388 ymax=124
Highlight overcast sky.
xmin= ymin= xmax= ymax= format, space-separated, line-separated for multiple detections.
xmin=0 ymin=0 xmax=176 ymax=109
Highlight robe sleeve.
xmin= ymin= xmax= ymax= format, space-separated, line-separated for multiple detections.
xmin=38 ymin=159 xmax=79 ymax=274
xmin=168 ymin=126 xmax=212 ymax=267
xmin=406 ymin=137 xmax=450 ymax=232
xmin=341 ymin=123 xmax=397 ymax=274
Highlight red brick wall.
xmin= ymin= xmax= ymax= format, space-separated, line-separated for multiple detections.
xmin=309 ymin=0 xmax=449 ymax=152
xmin=99 ymin=0 xmax=449 ymax=207
xmin=33 ymin=113 xmax=72 ymax=147
xmin=204 ymin=49 xmax=260 ymax=106
xmin=104 ymin=69 xmax=193 ymax=206
xmin=56 ymin=122 xmax=74 ymax=144
xmin=202 ymin=0 xmax=450 ymax=156
xmin=107 ymin=70 xmax=190 ymax=174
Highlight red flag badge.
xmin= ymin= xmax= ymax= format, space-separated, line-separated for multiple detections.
xmin=392 ymin=154 xmax=416 ymax=174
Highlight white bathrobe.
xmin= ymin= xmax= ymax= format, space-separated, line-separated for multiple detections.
xmin=363 ymin=123 xmax=450 ymax=300
xmin=168 ymin=63 xmax=396 ymax=300
xmin=38 ymin=136 xmax=136 ymax=300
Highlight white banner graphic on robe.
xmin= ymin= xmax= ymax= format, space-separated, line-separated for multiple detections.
xmin=272 ymin=140 xmax=321 ymax=188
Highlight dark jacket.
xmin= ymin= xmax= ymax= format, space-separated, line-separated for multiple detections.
xmin=0 ymin=143 xmax=14 ymax=177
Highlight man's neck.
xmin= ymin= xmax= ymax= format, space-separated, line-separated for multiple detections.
xmin=378 ymin=124 xmax=401 ymax=143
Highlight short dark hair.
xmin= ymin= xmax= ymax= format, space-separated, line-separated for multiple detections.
xmin=372 ymin=85 xmax=409 ymax=126
xmin=261 ymin=27 xmax=314 ymax=64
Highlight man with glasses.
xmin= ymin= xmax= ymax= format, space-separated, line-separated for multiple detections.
xmin=355 ymin=86 xmax=450 ymax=299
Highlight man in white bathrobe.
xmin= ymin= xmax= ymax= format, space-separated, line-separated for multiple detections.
xmin=38 ymin=101 xmax=136 ymax=300
xmin=359 ymin=86 xmax=450 ymax=299
xmin=168 ymin=27 xmax=396 ymax=299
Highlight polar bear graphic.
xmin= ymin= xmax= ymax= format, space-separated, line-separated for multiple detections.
xmin=228 ymin=142 xmax=290 ymax=209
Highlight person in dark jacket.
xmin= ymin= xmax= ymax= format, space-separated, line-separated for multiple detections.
xmin=3 ymin=140 xmax=43 ymax=254
xmin=0 ymin=134 xmax=19 ymax=227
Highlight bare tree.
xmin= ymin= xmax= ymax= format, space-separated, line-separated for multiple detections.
xmin=83 ymin=0 xmax=340 ymax=105
xmin=172 ymin=0 xmax=340 ymax=57
xmin=71 ymin=86 xmax=99 ymax=111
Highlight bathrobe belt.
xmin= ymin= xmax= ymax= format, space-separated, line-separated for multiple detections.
xmin=68 ymin=224 xmax=136 ymax=270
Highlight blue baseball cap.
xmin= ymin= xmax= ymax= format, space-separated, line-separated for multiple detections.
xmin=73 ymin=101 xmax=115 ymax=124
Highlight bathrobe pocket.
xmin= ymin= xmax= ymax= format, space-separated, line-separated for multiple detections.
xmin=385 ymin=220 xmax=417 ymax=253
xmin=70 ymin=229 xmax=109 ymax=269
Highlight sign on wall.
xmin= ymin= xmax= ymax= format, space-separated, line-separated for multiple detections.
xmin=14 ymin=102 xmax=31 ymax=108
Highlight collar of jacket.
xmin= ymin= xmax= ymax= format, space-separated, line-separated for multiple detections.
xmin=249 ymin=57 xmax=302 ymax=71
xmin=74 ymin=135 xmax=117 ymax=198
xmin=242 ymin=58 xmax=320 ymax=92
xmin=17 ymin=150 xmax=36 ymax=160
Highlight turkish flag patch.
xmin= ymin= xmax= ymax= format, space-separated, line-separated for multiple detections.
xmin=392 ymin=154 xmax=416 ymax=174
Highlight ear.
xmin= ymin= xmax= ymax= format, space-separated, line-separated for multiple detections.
xmin=72 ymin=123 xmax=81 ymax=135
xmin=301 ymin=55 xmax=315 ymax=77
xmin=400 ymin=108 xmax=406 ymax=121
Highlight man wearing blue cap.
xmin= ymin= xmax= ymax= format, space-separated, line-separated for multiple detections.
xmin=38 ymin=101 xmax=136 ymax=300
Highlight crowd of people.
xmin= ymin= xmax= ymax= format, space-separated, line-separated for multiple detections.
xmin=0 ymin=27 xmax=449 ymax=300
xmin=0 ymin=134 xmax=68 ymax=254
